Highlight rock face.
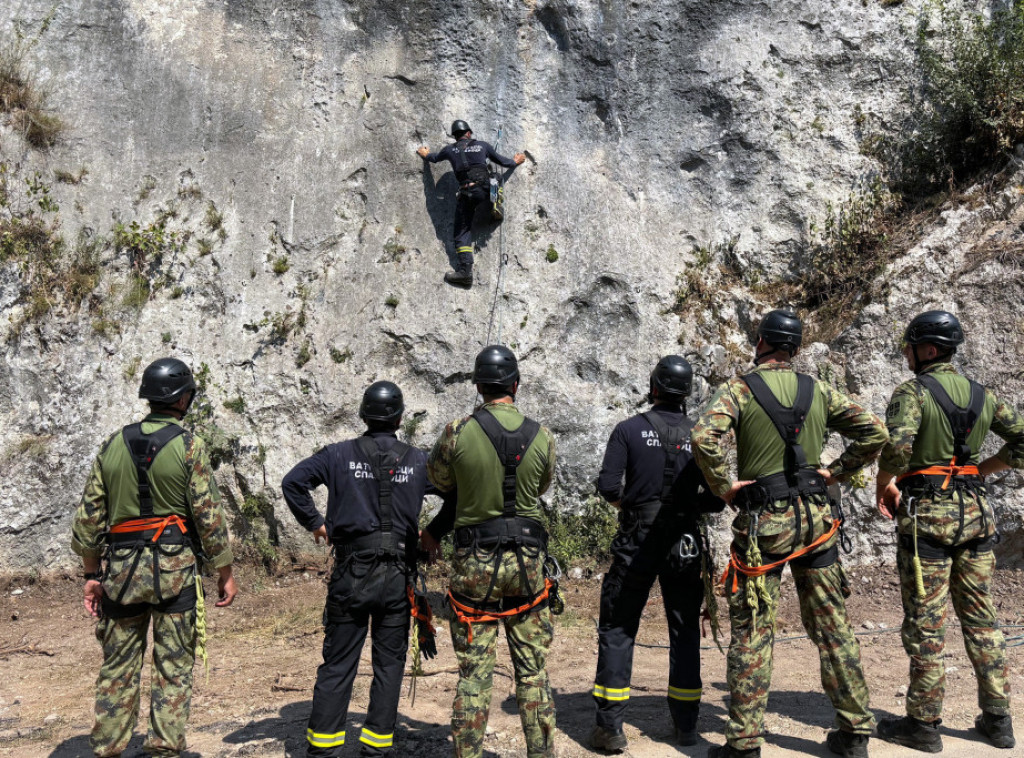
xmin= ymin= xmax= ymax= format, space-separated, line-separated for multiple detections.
xmin=1 ymin=0 xmax=1022 ymax=570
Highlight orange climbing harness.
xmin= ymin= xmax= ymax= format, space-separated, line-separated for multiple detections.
xmin=447 ymin=578 xmax=553 ymax=643
xmin=898 ymin=462 xmax=980 ymax=491
xmin=721 ymin=519 xmax=842 ymax=594
xmin=108 ymin=514 xmax=189 ymax=542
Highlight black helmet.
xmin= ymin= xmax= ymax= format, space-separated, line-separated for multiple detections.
xmin=359 ymin=381 xmax=404 ymax=423
xmin=451 ymin=120 xmax=471 ymax=138
xmin=650 ymin=355 xmax=693 ymax=400
xmin=473 ymin=345 xmax=519 ymax=387
xmin=903 ymin=310 xmax=964 ymax=350
xmin=138 ymin=358 xmax=196 ymax=405
xmin=757 ymin=308 xmax=803 ymax=354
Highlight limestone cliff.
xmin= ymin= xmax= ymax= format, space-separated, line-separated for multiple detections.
xmin=1 ymin=0 xmax=1021 ymax=570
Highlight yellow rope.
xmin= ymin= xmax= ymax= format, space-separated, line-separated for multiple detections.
xmin=408 ymin=620 xmax=421 ymax=706
xmin=194 ymin=572 xmax=209 ymax=681
xmin=912 ymin=518 xmax=926 ymax=599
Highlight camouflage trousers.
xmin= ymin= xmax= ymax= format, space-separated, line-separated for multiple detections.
xmin=725 ymin=557 xmax=873 ymax=751
xmin=91 ymin=608 xmax=195 ymax=757
xmin=449 ymin=544 xmax=555 ymax=758
xmin=897 ymin=540 xmax=1010 ymax=721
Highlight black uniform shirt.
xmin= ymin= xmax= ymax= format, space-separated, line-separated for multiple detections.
xmin=597 ymin=405 xmax=722 ymax=517
xmin=282 ymin=431 xmax=436 ymax=543
xmin=423 ymin=138 xmax=517 ymax=183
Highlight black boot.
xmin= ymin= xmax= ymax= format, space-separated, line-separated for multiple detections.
xmin=588 ymin=725 xmax=627 ymax=753
xmin=708 ymin=744 xmax=761 ymax=758
xmin=975 ymin=711 xmax=1015 ymax=749
xmin=877 ymin=715 xmax=942 ymax=753
xmin=444 ymin=251 xmax=473 ymax=288
xmin=826 ymin=729 xmax=869 ymax=758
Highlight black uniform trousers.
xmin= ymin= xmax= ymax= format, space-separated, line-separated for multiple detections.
xmin=306 ymin=554 xmax=411 ymax=757
xmin=594 ymin=505 xmax=704 ymax=733
xmin=453 ymin=185 xmax=489 ymax=255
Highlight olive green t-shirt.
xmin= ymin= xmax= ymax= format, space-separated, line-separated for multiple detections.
xmin=427 ymin=402 xmax=555 ymax=529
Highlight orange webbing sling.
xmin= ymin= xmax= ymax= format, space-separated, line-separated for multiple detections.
xmin=721 ymin=518 xmax=841 ymax=594
xmin=898 ymin=463 xmax=980 ymax=491
xmin=448 ymin=578 xmax=553 ymax=643
xmin=108 ymin=515 xmax=189 ymax=541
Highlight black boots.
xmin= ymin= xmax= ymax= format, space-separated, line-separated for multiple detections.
xmin=975 ymin=711 xmax=1015 ymax=749
xmin=444 ymin=252 xmax=473 ymax=288
xmin=826 ymin=730 xmax=869 ymax=758
xmin=877 ymin=715 xmax=942 ymax=753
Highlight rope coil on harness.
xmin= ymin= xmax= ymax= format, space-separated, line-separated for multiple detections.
xmin=721 ymin=518 xmax=842 ymax=594
xmin=448 ymin=578 xmax=553 ymax=644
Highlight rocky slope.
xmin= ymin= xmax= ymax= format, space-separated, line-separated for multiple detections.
xmin=1 ymin=0 xmax=1021 ymax=570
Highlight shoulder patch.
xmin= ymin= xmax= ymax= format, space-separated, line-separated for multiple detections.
xmin=886 ymin=399 xmax=901 ymax=420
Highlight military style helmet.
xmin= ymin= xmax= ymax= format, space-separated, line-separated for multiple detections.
xmin=450 ymin=120 xmax=471 ymax=138
xmin=473 ymin=345 xmax=519 ymax=387
xmin=903 ymin=310 xmax=964 ymax=350
xmin=757 ymin=308 xmax=803 ymax=354
xmin=138 ymin=358 xmax=196 ymax=405
xmin=650 ymin=355 xmax=693 ymax=400
xmin=359 ymin=381 xmax=404 ymax=423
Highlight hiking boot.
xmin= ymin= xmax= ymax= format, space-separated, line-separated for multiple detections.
xmin=826 ymin=729 xmax=869 ymax=758
xmin=589 ymin=725 xmax=627 ymax=753
xmin=444 ymin=267 xmax=472 ymax=287
xmin=674 ymin=726 xmax=697 ymax=746
xmin=877 ymin=716 xmax=942 ymax=753
xmin=975 ymin=711 xmax=1015 ymax=749
xmin=708 ymin=744 xmax=761 ymax=758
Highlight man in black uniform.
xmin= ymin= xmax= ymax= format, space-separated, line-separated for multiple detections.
xmin=282 ymin=381 xmax=442 ymax=757
xmin=590 ymin=355 xmax=724 ymax=753
xmin=417 ymin=119 xmax=525 ymax=288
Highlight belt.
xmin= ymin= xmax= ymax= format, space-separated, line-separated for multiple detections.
xmin=454 ymin=516 xmax=547 ymax=548
xmin=899 ymin=463 xmax=980 ymax=491
xmin=106 ymin=516 xmax=189 ymax=545
xmin=336 ymin=532 xmax=413 ymax=562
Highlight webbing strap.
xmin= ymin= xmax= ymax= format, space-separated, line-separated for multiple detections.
xmin=742 ymin=372 xmax=815 ymax=481
xmin=447 ymin=579 xmax=552 ymax=643
xmin=721 ymin=518 xmax=841 ymax=594
xmin=121 ymin=423 xmax=187 ymax=518
xmin=355 ymin=436 xmax=411 ymax=536
xmin=470 ymin=410 xmax=541 ymax=519
xmin=641 ymin=411 xmax=687 ymax=507
xmin=916 ymin=374 xmax=986 ymax=467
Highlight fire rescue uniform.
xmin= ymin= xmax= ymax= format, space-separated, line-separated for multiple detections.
xmin=282 ymin=430 xmax=441 ymax=757
xmin=71 ymin=413 xmax=233 ymax=758
xmin=593 ymin=404 xmax=723 ymax=738
xmin=427 ymin=400 xmax=557 ymax=758
xmin=420 ymin=136 xmax=518 ymax=259
xmin=880 ymin=362 xmax=1024 ymax=725
xmin=692 ymin=360 xmax=887 ymax=754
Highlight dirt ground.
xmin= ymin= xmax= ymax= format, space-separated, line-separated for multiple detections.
xmin=3 ymin=561 xmax=1024 ymax=758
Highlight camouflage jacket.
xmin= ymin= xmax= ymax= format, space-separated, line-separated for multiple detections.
xmin=880 ymin=362 xmax=1024 ymax=544
xmin=692 ymin=360 xmax=888 ymax=498
xmin=71 ymin=415 xmax=233 ymax=569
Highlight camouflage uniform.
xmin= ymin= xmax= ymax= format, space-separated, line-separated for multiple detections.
xmin=428 ymin=401 xmax=556 ymax=758
xmin=692 ymin=361 xmax=887 ymax=752
xmin=881 ymin=362 xmax=1024 ymax=722
xmin=71 ymin=414 xmax=233 ymax=758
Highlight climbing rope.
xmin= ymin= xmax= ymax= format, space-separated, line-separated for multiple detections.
xmin=485 ymin=124 xmax=509 ymax=348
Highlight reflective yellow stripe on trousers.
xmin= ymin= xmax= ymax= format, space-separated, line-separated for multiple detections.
xmin=593 ymin=684 xmax=631 ymax=701
xmin=359 ymin=728 xmax=394 ymax=748
xmin=307 ymin=728 xmax=345 ymax=748
xmin=667 ymin=685 xmax=702 ymax=702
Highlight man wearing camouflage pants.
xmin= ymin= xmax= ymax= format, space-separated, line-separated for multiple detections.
xmin=692 ymin=309 xmax=887 ymax=758
xmin=424 ymin=345 xmax=556 ymax=758
xmin=71 ymin=358 xmax=237 ymax=757
xmin=876 ymin=310 xmax=1024 ymax=752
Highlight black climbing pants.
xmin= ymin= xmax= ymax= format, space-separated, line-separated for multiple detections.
xmin=453 ymin=185 xmax=489 ymax=259
xmin=593 ymin=507 xmax=704 ymax=733
xmin=306 ymin=555 xmax=411 ymax=757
